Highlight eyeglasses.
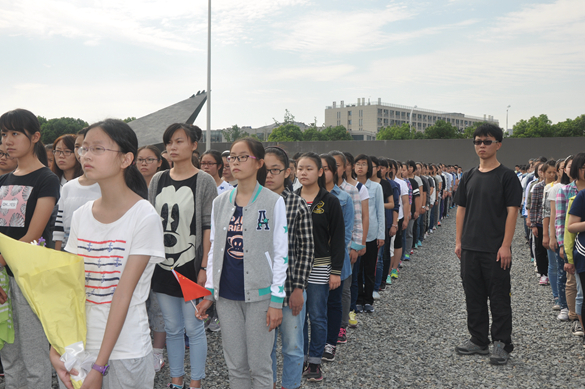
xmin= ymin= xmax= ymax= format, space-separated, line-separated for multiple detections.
xmin=473 ymin=140 xmax=498 ymax=146
xmin=78 ymin=146 xmax=122 ymax=157
xmin=267 ymin=168 xmax=285 ymax=175
xmin=137 ymin=158 xmax=159 ymax=164
xmin=52 ymin=149 xmax=74 ymax=157
xmin=200 ymin=162 xmax=218 ymax=167
xmin=355 ymin=163 xmax=368 ymax=167
xmin=227 ymin=155 xmax=257 ymax=163
xmin=0 ymin=152 xmax=13 ymax=159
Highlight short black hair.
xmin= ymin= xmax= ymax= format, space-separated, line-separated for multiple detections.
xmin=163 ymin=123 xmax=201 ymax=145
xmin=570 ymin=153 xmax=585 ymax=182
xmin=354 ymin=154 xmax=372 ymax=179
xmin=473 ymin=123 xmax=503 ymax=143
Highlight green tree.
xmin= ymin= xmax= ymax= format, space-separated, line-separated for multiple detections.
xmin=41 ymin=117 xmax=89 ymax=144
xmin=554 ymin=115 xmax=585 ymax=137
xmin=510 ymin=114 xmax=553 ymax=138
xmin=303 ymin=126 xmax=326 ymax=141
xmin=222 ymin=124 xmax=249 ymax=142
xmin=376 ymin=123 xmax=412 ymax=140
xmin=322 ymin=125 xmax=352 ymax=141
xmin=268 ymin=123 xmax=303 ymax=142
xmin=123 ymin=117 xmax=137 ymax=123
xmin=462 ymin=121 xmax=489 ymax=138
xmin=37 ymin=116 xmax=48 ymax=127
xmin=273 ymin=109 xmax=296 ymax=126
xmin=423 ymin=120 xmax=460 ymax=139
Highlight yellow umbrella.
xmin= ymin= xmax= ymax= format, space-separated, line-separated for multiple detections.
xmin=0 ymin=233 xmax=87 ymax=388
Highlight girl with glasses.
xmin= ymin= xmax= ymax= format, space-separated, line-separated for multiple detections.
xmin=0 ymin=143 xmax=17 ymax=175
xmin=50 ymin=119 xmax=165 ymax=389
xmin=201 ymin=149 xmax=233 ymax=195
xmin=51 ymin=134 xmax=83 ymax=187
xmin=197 ymin=138 xmax=288 ymax=388
xmin=136 ymin=145 xmax=168 ymax=188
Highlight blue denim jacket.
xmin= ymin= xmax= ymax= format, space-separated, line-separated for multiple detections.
xmin=331 ymin=185 xmax=354 ymax=280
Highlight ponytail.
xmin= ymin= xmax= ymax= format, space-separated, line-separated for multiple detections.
xmin=125 ymin=164 xmax=148 ymax=199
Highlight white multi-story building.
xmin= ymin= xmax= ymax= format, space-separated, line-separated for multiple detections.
xmin=324 ymin=98 xmax=499 ymax=140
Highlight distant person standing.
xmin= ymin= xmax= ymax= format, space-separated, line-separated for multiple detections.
xmin=454 ymin=123 xmax=522 ymax=365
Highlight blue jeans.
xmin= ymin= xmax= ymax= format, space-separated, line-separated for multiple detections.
xmin=556 ymin=248 xmax=567 ymax=309
xmin=418 ymin=213 xmax=425 ymax=242
xmin=374 ymin=246 xmax=384 ymax=291
xmin=350 ymin=258 xmax=361 ymax=311
xmin=272 ymin=291 xmax=306 ymax=389
xmin=155 ymin=293 xmax=206 ymax=380
xmin=304 ymin=283 xmax=329 ymax=364
xmin=547 ymin=248 xmax=558 ymax=299
xmin=430 ymin=204 xmax=436 ymax=230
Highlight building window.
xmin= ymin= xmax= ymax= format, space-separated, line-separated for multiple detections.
xmin=359 ymin=110 xmax=363 ymax=117
xmin=384 ymin=119 xmax=388 ymax=125
xmin=378 ymin=109 xmax=382 ymax=116
xmin=337 ymin=120 xmax=340 ymax=126
xmin=378 ymin=118 xmax=382 ymax=125
xmin=348 ymin=119 xmax=352 ymax=125
xmin=359 ymin=118 xmax=363 ymax=126
xmin=337 ymin=112 xmax=341 ymax=119
xmin=348 ymin=111 xmax=352 ymax=116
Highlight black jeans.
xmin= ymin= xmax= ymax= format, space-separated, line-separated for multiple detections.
xmin=460 ymin=249 xmax=513 ymax=353
xmin=534 ymin=225 xmax=548 ymax=276
xmin=357 ymin=240 xmax=378 ymax=306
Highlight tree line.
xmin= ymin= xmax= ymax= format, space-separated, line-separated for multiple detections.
xmin=37 ymin=116 xmax=136 ymax=144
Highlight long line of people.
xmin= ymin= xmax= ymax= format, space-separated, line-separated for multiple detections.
xmin=519 ymin=154 xmax=585 ymax=347
xmin=0 ymin=108 xmax=467 ymax=389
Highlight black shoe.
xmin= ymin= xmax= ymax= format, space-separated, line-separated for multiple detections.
xmin=364 ymin=304 xmax=375 ymax=313
xmin=355 ymin=304 xmax=363 ymax=313
xmin=305 ymin=363 xmax=323 ymax=382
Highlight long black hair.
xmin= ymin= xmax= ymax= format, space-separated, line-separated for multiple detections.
xmin=329 ymin=150 xmax=348 ymax=181
xmin=265 ymin=146 xmax=292 ymax=189
xmin=230 ymin=137 xmax=267 ymax=186
xmin=320 ymin=153 xmax=339 ymax=186
xmin=570 ymin=153 xmax=585 ymax=183
xmin=202 ymin=149 xmax=225 ymax=177
xmin=86 ymin=119 xmax=148 ymax=199
xmin=370 ymin=156 xmax=382 ymax=179
xmin=343 ymin=151 xmax=356 ymax=179
xmin=354 ymin=154 xmax=373 ymax=179
xmin=298 ymin=152 xmax=326 ymax=189
xmin=561 ymin=155 xmax=574 ymax=185
xmin=0 ymin=108 xmax=48 ymax=166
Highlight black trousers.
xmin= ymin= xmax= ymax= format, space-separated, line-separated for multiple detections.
xmin=357 ymin=240 xmax=378 ymax=306
xmin=460 ymin=249 xmax=513 ymax=353
xmin=533 ymin=225 xmax=548 ymax=276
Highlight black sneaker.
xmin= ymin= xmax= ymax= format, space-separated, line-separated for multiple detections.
xmin=355 ymin=304 xmax=363 ymax=313
xmin=364 ymin=304 xmax=375 ymax=313
xmin=572 ymin=320 xmax=584 ymax=336
xmin=322 ymin=344 xmax=336 ymax=362
xmin=305 ymin=363 xmax=323 ymax=382
xmin=337 ymin=327 xmax=347 ymax=344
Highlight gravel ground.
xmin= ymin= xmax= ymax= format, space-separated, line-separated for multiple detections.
xmin=3 ymin=212 xmax=585 ymax=388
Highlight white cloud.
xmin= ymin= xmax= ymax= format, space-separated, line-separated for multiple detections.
xmin=268 ymin=64 xmax=356 ymax=81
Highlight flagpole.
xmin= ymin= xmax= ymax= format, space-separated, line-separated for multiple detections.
xmin=206 ymin=0 xmax=211 ymax=151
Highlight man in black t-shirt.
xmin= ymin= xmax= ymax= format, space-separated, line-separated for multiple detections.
xmin=454 ymin=124 xmax=522 ymax=366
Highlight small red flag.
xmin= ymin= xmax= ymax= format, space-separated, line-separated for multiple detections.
xmin=172 ymin=269 xmax=211 ymax=302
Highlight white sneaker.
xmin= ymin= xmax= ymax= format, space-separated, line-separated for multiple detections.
xmin=373 ymin=291 xmax=381 ymax=300
xmin=539 ymin=275 xmax=549 ymax=285
xmin=558 ymin=308 xmax=570 ymax=321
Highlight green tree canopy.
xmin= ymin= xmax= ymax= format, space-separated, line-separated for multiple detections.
xmin=511 ymin=114 xmax=553 ymax=138
xmin=268 ymin=123 xmax=303 ymax=142
xmin=41 ymin=117 xmax=89 ymax=144
xmin=222 ymin=124 xmax=250 ymax=142
xmin=376 ymin=123 xmax=413 ymax=140
xmin=322 ymin=125 xmax=352 ymax=141
xmin=302 ymin=126 xmax=326 ymax=141
xmin=423 ymin=120 xmax=461 ymax=139
xmin=123 ymin=117 xmax=137 ymax=123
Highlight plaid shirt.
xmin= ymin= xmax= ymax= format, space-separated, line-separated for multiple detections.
xmin=340 ymin=180 xmax=365 ymax=251
xmin=280 ymin=188 xmax=314 ymax=306
xmin=529 ymin=181 xmax=545 ymax=226
xmin=555 ymin=182 xmax=578 ymax=246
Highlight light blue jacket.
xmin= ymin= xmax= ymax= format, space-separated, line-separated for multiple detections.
xmin=365 ymin=179 xmax=385 ymax=242
xmin=331 ymin=185 xmax=354 ymax=280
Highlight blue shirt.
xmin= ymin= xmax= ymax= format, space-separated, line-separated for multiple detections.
xmin=331 ymin=185 xmax=354 ymax=280
xmin=219 ymin=204 xmax=245 ymax=300
xmin=365 ymin=179 xmax=385 ymax=242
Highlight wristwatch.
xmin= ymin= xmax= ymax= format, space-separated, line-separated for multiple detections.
xmin=92 ymin=363 xmax=110 ymax=376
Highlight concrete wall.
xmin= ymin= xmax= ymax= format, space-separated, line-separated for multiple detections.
xmin=198 ymin=137 xmax=584 ymax=171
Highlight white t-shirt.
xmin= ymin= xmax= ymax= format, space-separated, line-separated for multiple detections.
xmin=395 ymin=178 xmax=409 ymax=220
xmin=65 ymin=199 xmax=165 ymax=360
xmin=217 ymin=180 xmax=233 ymax=195
xmin=354 ymin=182 xmax=370 ymax=202
xmin=53 ymin=178 xmax=102 ymax=245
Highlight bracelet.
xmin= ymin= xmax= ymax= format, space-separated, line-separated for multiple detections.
xmin=392 ymin=224 xmax=398 ymax=227
xmin=200 ymin=267 xmax=207 ymax=271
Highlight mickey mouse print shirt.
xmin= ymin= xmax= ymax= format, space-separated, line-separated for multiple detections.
xmin=151 ymin=172 xmax=200 ymax=297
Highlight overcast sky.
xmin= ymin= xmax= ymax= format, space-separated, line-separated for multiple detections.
xmin=1 ymin=0 xmax=584 ymax=131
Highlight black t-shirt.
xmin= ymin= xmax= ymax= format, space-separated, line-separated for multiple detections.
xmin=0 ymin=167 xmax=60 ymax=276
xmin=455 ymin=165 xmax=522 ymax=253
xmin=219 ymin=203 xmax=245 ymax=300
xmin=420 ymin=176 xmax=430 ymax=205
xmin=151 ymin=171 xmax=199 ymax=297
xmin=379 ymin=178 xmax=393 ymax=228
xmin=408 ymin=178 xmax=420 ymax=217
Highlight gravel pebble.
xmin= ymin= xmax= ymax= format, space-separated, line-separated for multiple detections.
xmin=2 ymin=214 xmax=584 ymax=388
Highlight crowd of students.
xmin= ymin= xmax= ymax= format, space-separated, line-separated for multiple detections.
xmin=8 ymin=108 xmax=564 ymax=389
xmin=518 ymin=154 xmax=585 ymax=347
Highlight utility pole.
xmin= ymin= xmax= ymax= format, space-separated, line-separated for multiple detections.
xmin=206 ymin=0 xmax=211 ymax=151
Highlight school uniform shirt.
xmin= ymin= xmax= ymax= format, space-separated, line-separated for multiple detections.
xmin=217 ymin=180 xmax=233 ymax=195
xmin=65 ymin=200 xmax=165 ymax=359
xmin=53 ymin=178 xmax=102 ymax=246
xmin=0 ymin=167 xmax=60 ymax=277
